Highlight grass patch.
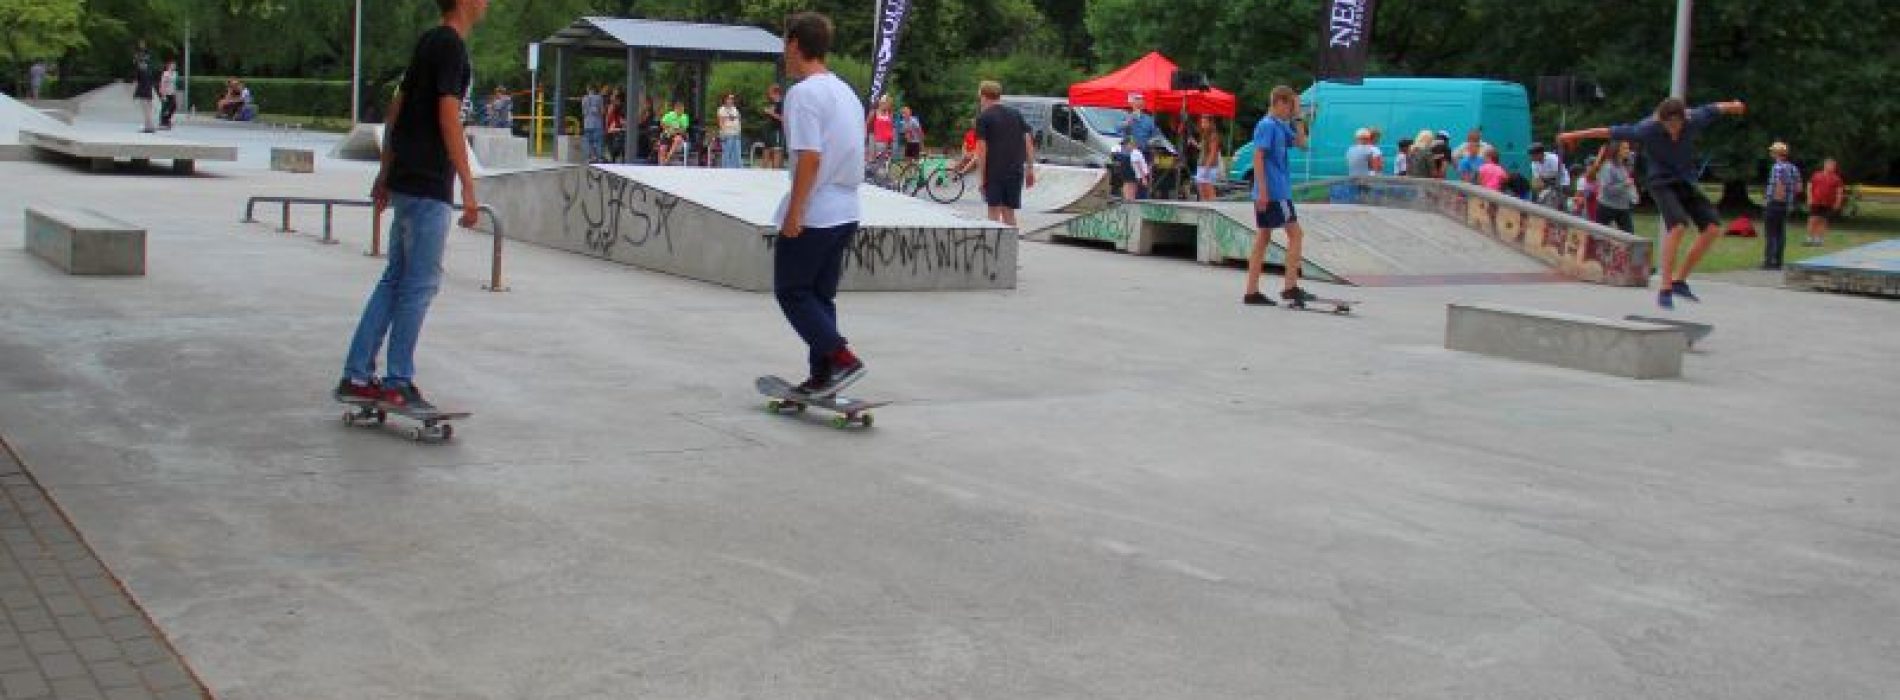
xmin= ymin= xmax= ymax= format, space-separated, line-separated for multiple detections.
xmin=1626 ymin=185 xmax=1900 ymax=273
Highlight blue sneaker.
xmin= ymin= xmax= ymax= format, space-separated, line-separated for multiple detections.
xmin=1657 ymin=289 xmax=1675 ymax=310
xmin=1670 ymin=280 xmax=1700 ymax=303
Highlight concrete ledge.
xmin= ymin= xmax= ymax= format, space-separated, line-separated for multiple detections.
xmin=270 ymin=147 xmax=315 ymax=173
xmin=20 ymin=128 xmax=236 ymax=172
xmin=25 ymin=206 xmax=147 ymax=276
xmin=467 ymin=128 xmax=528 ymax=169
xmin=1445 ymin=302 xmax=1685 ymax=379
xmin=1785 ymin=240 xmax=1900 ymax=298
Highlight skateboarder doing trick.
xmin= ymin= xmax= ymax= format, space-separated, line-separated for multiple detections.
xmin=1243 ymin=86 xmax=1316 ymax=307
xmin=333 ymin=0 xmax=485 ymax=411
xmin=1560 ymin=98 xmax=1745 ymax=309
xmin=773 ymin=12 xmax=868 ymax=396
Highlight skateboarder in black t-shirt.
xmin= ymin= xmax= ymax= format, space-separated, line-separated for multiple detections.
xmin=973 ymin=80 xmax=1036 ymax=229
xmin=334 ymin=0 xmax=487 ymax=413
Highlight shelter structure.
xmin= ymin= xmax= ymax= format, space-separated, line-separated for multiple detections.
xmin=1068 ymin=52 xmax=1237 ymax=118
xmin=541 ymin=17 xmax=783 ymax=163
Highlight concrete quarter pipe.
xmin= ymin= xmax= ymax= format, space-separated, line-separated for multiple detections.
xmin=481 ymin=165 xmax=1015 ymax=292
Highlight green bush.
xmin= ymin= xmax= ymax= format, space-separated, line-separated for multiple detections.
xmin=188 ymin=77 xmax=352 ymax=118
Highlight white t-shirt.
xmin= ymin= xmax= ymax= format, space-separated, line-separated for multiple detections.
xmin=1345 ymin=143 xmax=1381 ymax=177
xmin=717 ymin=105 xmax=741 ymax=137
xmin=773 ymin=72 xmax=865 ymax=229
xmin=1532 ymin=152 xmax=1570 ymax=186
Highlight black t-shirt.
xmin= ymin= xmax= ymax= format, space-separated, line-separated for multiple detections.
xmin=975 ymin=104 xmax=1030 ymax=181
xmin=132 ymin=53 xmax=156 ymax=99
xmin=388 ymin=25 xmax=472 ymax=203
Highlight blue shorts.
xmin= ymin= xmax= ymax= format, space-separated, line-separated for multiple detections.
xmin=1255 ymin=200 xmax=1297 ymax=229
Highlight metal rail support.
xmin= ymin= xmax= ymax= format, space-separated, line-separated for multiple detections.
xmin=241 ymin=196 xmax=509 ymax=292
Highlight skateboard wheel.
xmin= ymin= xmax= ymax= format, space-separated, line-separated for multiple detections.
xmin=860 ymin=413 xmax=875 ymax=428
xmin=438 ymin=424 xmax=453 ymax=441
xmin=830 ymin=416 xmax=850 ymax=429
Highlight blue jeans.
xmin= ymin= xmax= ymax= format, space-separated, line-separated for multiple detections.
xmin=344 ymin=194 xmax=449 ymax=386
xmin=583 ymin=126 xmax=604 ymax=162
xmin=721 ymin=135 xmax=744 ymax=168
xmin=775 ymin=223 xmax=856 ymax=378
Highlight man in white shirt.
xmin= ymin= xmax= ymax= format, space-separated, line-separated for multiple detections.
xmin=1344 ymin=127 xmax=1383 ymax=177
xmin=773 ymin=12 xmax=867 ymax=396
xmin=1528 ymin=142 xmax=1570 ymax=207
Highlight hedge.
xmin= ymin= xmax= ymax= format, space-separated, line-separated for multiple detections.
xmin=187 ymin=77 xmax=352 ymax=118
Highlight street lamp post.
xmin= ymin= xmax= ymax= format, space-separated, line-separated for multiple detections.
xmin=1670 ymin=0 xmax=1692 ymax=98
xmin=351 ymin=0 xmax=363 ymax=123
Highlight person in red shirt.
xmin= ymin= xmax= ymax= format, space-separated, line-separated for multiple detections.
xmin=1806 ymin=158 xmax=1846 ymax=246
xmin=956 ymin=118 xmax=979 ymax=173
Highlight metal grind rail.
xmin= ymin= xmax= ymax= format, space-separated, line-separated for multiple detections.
xmin=241 ymin=196 xmax=510 ymax=292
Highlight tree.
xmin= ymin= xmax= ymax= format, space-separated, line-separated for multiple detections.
xmin=0 ymin=0 xmax=88 ymax=67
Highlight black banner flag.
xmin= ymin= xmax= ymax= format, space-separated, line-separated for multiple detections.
xmin=868 ymin=0 xmax=914 ymax=106
xmin=1315 ymin=0 xmax=1378 ymax=85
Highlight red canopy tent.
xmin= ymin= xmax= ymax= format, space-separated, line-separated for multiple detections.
xmin=1067 ymin=52 xmax=1237 ymax=118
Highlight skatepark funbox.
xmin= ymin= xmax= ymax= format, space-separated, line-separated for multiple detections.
xmin=479 ymin=165 xmax=1015 ymax=292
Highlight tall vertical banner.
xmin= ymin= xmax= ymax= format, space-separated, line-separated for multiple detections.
xmin=1315 ymin=0 xmax=1377 ymax=84
xmin=868 ymin=0 xmax=914 ymax=106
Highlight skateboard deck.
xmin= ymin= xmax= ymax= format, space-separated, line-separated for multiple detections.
xmin=755 ymin=376 xmax=889 ymax=428
xmin=336 ymin=395 xmax=470 ymax=442
xmin=1625 ymin=315 xmax=1714 ymax=347
xmin=1285 ymin=297 xmax=1358 ymax=315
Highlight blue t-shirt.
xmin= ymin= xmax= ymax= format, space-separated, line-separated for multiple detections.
xmin=1251 ymin=115 xmax=1297 ymax=201
xmin=1609 ymin=104 xmax=1721 ymax=187
xmin=1125 ymin=113 xmax=1159 ymax=147
xmin=1456 ymin=153 xmax=1485 ymax=182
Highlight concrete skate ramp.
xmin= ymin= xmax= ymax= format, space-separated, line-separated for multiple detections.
xmin=948 ymin=163 xmax=1107 ymax=213
xmin=330 ymin=124 xmax=383 ymax=160
xmin=0 ymin=91 xmax=72 ymax=160
xmin=19 ymin=128 xmax=237 ymax=172
xmin=1787 ymin=239 xmax=1900 ymax=297
xmin=71 ymin=82 xmax=149 ymax=123
xmin=1037 ymin=176 xmax=1652 ymax=287
xmin=479 ymin=165 xmax=1015 ymax=291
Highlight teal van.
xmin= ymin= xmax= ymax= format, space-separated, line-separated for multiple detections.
xmin=1230 ymin=78 xmax=1533 ymax=184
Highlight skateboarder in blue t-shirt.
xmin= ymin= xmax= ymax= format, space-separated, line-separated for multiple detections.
xmin=1242 ymin=86 xmax=1315 ymax=308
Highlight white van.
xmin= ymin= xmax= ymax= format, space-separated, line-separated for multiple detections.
xmin=998 ymin=95 xmax=1142 ymax=168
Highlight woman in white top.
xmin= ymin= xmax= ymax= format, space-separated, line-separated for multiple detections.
xmin=717 ymin=93 xmax=743 ymax=168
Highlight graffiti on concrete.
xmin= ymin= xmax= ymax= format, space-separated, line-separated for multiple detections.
xmin=559 ymin=167 xmax=681 ymax=257
xmin=1381 ymin=179 xmax=1651 ymax=286
xmin=847 ymin=227 xmax=1005 ymax=281
xmin=1060 ymin=206 xmax=1134 ymax=245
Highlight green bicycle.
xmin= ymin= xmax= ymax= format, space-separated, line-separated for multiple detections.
xmin=886 ymin=154 xmax=968 ymax=204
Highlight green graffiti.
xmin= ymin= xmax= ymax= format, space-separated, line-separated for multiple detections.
xmin=1141 ymin=204 xmax=1177 ymax=223
xmin=1211 ymin=213 xmax=1255 ymax=258
xmin=1064 ymin=210 xmax=1131 ymax=244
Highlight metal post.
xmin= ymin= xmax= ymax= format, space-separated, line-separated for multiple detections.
xmin=1670 ymin=0 xmax=1692 ymax=98
xmin=483 ymin=210 xmax=508 ymax=292
xmin=351 ymin=0 xmax=363 ymax=123
xmin=182 ymin=22 xmax=192 ymax=116
xmin=279 ymin=202 xmax=293 ymax=233
xmin=626 ymin=49 xmax=645 ymax=164
xmin=321 ymin=204 xmax=338 ymax=244
xmin=552 ymin=48 xmax=566 ymax=161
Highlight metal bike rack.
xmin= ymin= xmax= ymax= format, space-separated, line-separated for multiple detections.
xmin=240 ymin=196 xmax=510 ymax=292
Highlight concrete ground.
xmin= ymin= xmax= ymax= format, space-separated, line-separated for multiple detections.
xmin=2 ymin=116 xmax=1898 ymax=700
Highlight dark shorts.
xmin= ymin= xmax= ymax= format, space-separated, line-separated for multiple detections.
xmin=1255 ymin=200 xmax=1298 ymax=229
xmin=1648 ymin=181 xmax=1721 ymax=232
xmin=984 ymin=171 xmax=1024 ymax=210
xmin=1809 ymin=205 xmax=1836 ymax=220
xmin=904 ymin=142 xmax=922 ymax=159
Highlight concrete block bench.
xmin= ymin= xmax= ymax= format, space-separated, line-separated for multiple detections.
xmin=467 ymin=128 xmax=528 ymax=169
xmin=24 ymin=207 xmax=146 ymax=276
xmin=270 ymin=147 xmax=315 ymax=173
xmin=1445 ymin=303 xmax=1686 ymax=379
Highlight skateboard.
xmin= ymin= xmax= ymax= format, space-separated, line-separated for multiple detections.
xmin=1625 ymin=315 xmax=1714 ymax=347
xmin=755 ymin=375 xmax=889 ymax=429
xmin=337 ymin=396 xmax=470 ymax=443
xmin=1285 ymin=297 xmax=1357 ymax=315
